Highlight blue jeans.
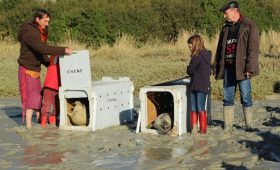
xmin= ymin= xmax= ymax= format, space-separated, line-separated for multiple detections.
xmin=223 ymin=66 xmax=252 ymax=107
xmin=190 ymin=90 xmax=207 ymax=112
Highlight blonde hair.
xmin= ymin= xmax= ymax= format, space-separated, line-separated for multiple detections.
xmin=187 ymin=34 xmax=205 ymax=57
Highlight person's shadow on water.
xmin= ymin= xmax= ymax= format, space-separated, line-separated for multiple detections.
xmin=1 ymin=106 xmax=23 ymax=125
xmin=223 ymin=120 xmax=280 ymax=168
xmin=238 ymin=107 xmax=280 ymax=163
xmin=221 ymin=162 xmax=248 ymax=170
xmin=239 ymin=130 xmax=280 ymax=162
xmin=236 ymin=105 xmax=280 ymax=163
xmin=216 ymin=105 xmax=280 ymax=168
xmin=1 ymin=106 xmax=38 ymax=126
xmin=263 ymin=106 xmax=280 ymax=127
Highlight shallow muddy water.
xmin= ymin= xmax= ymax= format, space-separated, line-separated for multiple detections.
xmin=0 ymin=97 xmax=280 ymax=169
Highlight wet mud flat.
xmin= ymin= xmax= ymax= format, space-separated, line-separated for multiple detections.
xmin=0 ymin=97 xmax=280 ymax=169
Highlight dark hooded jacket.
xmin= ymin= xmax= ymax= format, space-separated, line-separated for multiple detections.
xmin=214 ymin=16 xmax=260 ymax=80
xmin=18 ymin=23 xmax=66 ymax=72
xmin=187 ymin=48 xmax=212 ymax=93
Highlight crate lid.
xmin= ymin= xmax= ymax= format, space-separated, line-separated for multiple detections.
xmin=59 ymin=50 xmax=92 ymax=88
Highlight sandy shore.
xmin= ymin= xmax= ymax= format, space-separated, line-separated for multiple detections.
xmin=0 ymin=96 xmax=280 ymax=169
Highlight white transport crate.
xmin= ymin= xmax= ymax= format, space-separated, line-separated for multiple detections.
xmin=137 ymin=77 xmax=211 ymax=136
xmin=92 ymin=77 xmax=134 ymax=129
xmin=138 ymin=84 xmax=187 ymax=136
xmin=58 ymin=50 xmax=134 ymax=131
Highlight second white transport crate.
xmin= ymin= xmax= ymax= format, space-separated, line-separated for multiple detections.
xmin=138 ymin=84 xmax=187 ymax=136
xmin=137 ymin=77 xmax=211 ymax=136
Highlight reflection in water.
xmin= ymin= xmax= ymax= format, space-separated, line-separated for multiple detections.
xmin=22 ymin=144 xmax=65 ymax=166
xmin=93 ymin=155 xmax=136 ymax=169
xmin=140 ymin=146 xmax=186 ymax=164
xmin=188 ymin=140 xmax=209 ymax=156
xmin=144 ymin=147 xmax=173 ymax=161
xmin=38 ymin=130 xmax=60 ymax=141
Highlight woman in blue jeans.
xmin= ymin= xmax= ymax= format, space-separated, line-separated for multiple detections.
xmin=186 ymin=35 xmax=212 ymax=134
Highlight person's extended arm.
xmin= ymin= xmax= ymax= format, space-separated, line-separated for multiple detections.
xmin=22 ymin=31 xmax=66 ymax=55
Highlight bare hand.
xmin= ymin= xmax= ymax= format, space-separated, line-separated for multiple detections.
xmin=65 ymin=48 xmax=72 ymax=55
xmin=244 ymin=72 xmax=251 ymax=79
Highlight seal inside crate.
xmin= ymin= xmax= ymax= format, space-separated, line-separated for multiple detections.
xmin=146 ymin=91 xmax=174 ymax=133
xmin=66 ymin=98 xmax=90 ymax=126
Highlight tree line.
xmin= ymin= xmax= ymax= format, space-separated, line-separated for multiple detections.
xmin=0 ymin=0 xmax=280 ymax=46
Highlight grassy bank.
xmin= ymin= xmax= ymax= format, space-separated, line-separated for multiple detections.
xmin=1 ymin=31 xmax=279 ymax=100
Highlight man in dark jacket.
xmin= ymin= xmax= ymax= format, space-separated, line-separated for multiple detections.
xmin=214 ymin=1 xmax=260 ymax=131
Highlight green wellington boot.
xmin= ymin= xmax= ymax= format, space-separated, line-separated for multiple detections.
xmin=223 ymin=106 xmax=235 ymax=131
xmin=243 ymin=107 xmax=253 ymax=130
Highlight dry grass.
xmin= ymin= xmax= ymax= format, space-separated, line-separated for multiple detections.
xmin=260 ymin=30 xmax=280 ymax=58
xmin=0 ymin=30 xmax=279 ymax=100
xmin=0 ymin=42 xmax=20 ymax=97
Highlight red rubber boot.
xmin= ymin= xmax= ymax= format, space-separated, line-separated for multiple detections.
xmin=41 ymin=116 xmax=47 ymax=128
xmin=190 ymin=111 xmax=198 ymax=132
xmin=49 ymin=115 xmax=56 ymax=125
xmin=199 ymin=111 xmax=207 ymax=134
